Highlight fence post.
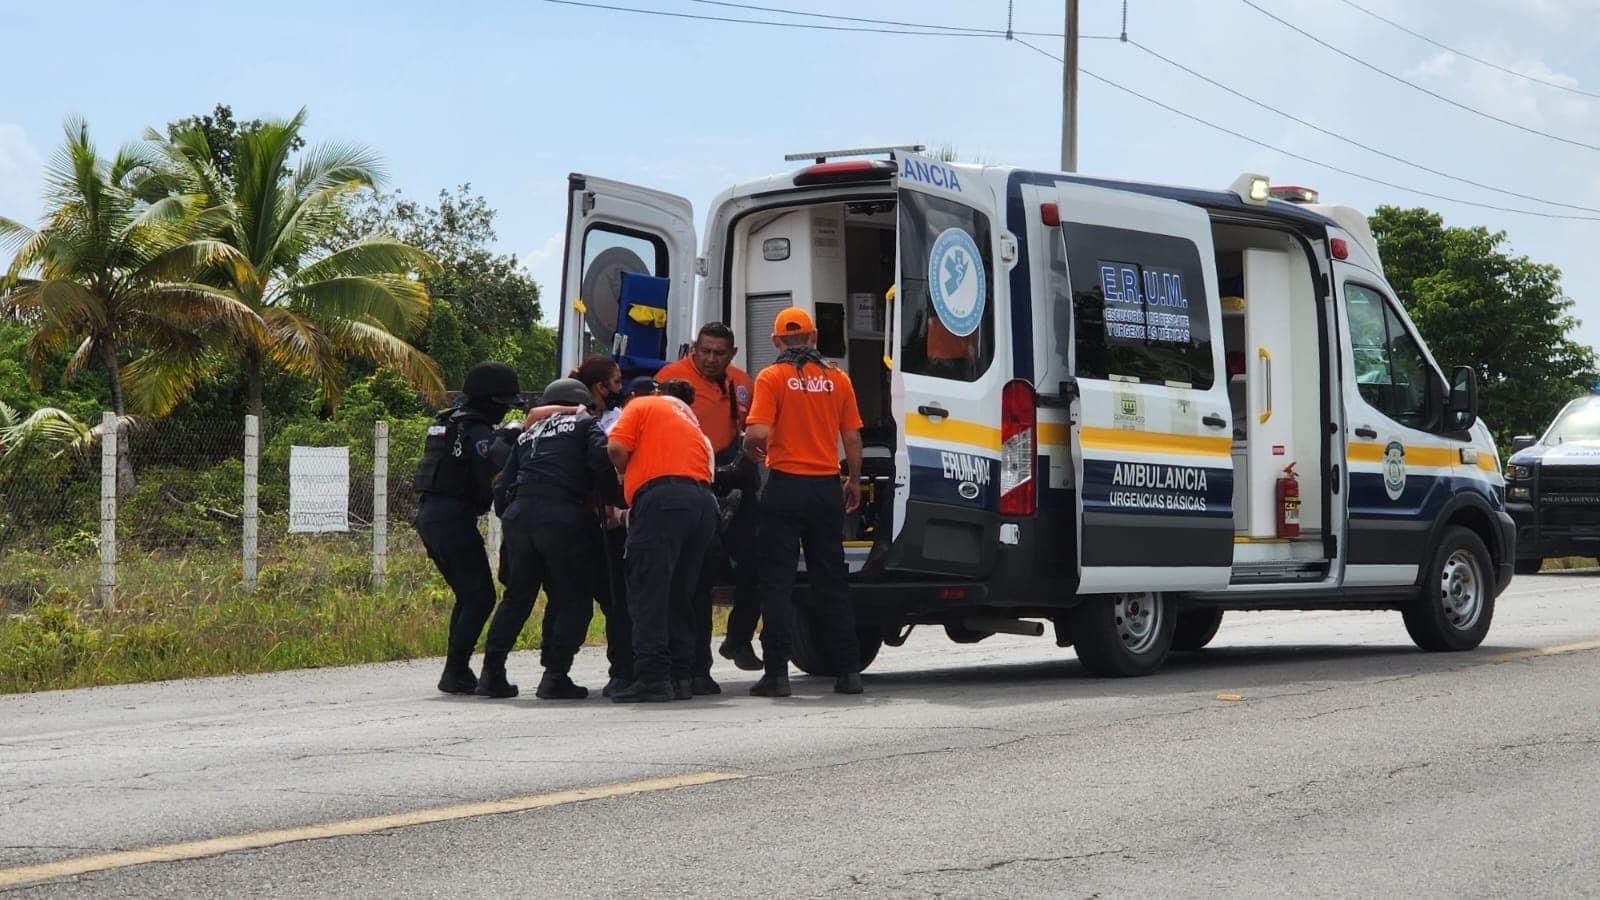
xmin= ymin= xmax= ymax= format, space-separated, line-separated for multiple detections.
xmin=372 ymin=420 xmax=389 ymax=589
xmin=243 ymin=414 xmax=260 ymax=592
xmin=486 ymin=513 xmax=501 ymax=570
xmin=99 ymin=411 xmax=117 ymax=611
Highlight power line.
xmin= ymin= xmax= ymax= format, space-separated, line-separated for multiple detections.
xmin=1125 ymin=39 xmax=1600 ymax=215
xmin=1010 ymin=37 xmax=1600 ymax=222
xmin=1332 ymin=0 xmax=1600 ymax=101
xmin=1237 ymin=0 xmax=1600 ymax=154
xmin=544 ymin=0 xmax=1118 ymax=39
xmin=685 ymin=0 xmax=1114 ymax=40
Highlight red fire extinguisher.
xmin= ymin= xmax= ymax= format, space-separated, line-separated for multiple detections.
xmin=1276 ymin=462 xmax=1301 ymax=539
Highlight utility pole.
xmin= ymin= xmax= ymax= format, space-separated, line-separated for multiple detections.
xmin=1061 ymin=0 xmax=1079 ymax=172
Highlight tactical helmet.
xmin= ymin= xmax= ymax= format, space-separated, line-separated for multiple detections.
xmin=462 ymin=362 xmax=524 ymax=407
xmin=540 ymin=377 xmax=595 ymax=409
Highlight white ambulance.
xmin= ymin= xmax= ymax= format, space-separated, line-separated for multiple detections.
xmin=556 ymin=147 xmax=1514 ymax=677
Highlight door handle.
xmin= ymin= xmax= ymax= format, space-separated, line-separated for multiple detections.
xmin=1354 ymin=426 xmax=1378 ymax=439
xmin=1202 ymin=414 xmax=1227 ymax=429
xmin=1258 ymin=347 xmax=1273 ymax=424
xmin=917 ymin=405 xmax=948 ymax=419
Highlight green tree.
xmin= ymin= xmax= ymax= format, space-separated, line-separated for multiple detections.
xmin=426 ymin=299 xmax=469 ymax=389
xmin=330 ymin=184 xmax=541 ymax=364
xmin=165 ymin=104 xmax=304 ymax=185
xmin=152 ymin=108 xmax=446 ymax=419
xmin=0 ymin=119 xmax=248 ymax=489
xmin=1370 ymin=206 xmax=1598 ymax=445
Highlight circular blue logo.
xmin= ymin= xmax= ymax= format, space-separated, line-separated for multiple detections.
xmin=928 ymin=227 xmax=986 ymax=338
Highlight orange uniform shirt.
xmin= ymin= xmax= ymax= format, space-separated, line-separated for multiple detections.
xmin=653 ymin=357 xmax=753 ymax=453
xmin=607 ymin=395 xmax=714 ymax=505
xmin=746 ymin=360 xmax=863 ymax=476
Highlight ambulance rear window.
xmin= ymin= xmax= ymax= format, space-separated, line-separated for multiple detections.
xmin=1062 ymin=224 xmax=1214 ymax=389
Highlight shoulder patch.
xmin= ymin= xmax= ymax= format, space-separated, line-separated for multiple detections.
xmin=475 ymin=439 xmax=491 ymax=459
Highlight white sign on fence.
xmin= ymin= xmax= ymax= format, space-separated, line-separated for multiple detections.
xmin=288 ymin=445 xmax=350 ymax=533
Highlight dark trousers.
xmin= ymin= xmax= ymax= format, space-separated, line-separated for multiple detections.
xmin=692 ymin=496 xmax=761 ymax=675
xmin=486 ymin=517 xmax=594 ymax=675
xmin=625 ymin=480 xmax=717 ymax=685
xmin=417 ymin=515 xmax=496 ymax=662
xmin=595 ymin=524 xmax=634 ymax=681
xmin=756 ymin=472 xmax=859 ymax=675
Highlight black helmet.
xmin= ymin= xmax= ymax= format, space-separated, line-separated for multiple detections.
xmin=540 ymin=377 xmax=594 ymax=409
xmin=462 ymin=362 xmax=524 ymax=408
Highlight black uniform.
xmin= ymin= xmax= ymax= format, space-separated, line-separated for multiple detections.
xmin=413 ymin=405 xmax=501 ymax=687
xmin=483 ymin=411 xmax=622 ymax=693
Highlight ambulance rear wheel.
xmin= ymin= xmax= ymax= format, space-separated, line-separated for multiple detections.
xmin=1513 ymin=557 xmax=1542 ymax=575
xmin=1171 ymin=608 xmax=1224 ymax=651
xmin=1070 ymin=592 xmax=1174 ymax=677
xmin=790 ymin=610 xmax=883 ymax=676
xmin=1404 ymin=526 xmax=1495 ymax=652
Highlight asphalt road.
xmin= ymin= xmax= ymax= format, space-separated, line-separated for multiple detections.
xmin=3 ymin=570 xmax=1598 ymax=897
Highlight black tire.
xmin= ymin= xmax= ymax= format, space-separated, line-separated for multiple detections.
xmin=1404 ymin=526 xmax=1496 ymax=652
xmin=943 ymin=623 xmax=993 ymax=644
xmin=1513 ymin=557 xmax=1543 ymax=575
xmin=790 ymin=610 xmax=883 ymax=676
xmin=1171 ymin=608 xmax=1224 ymax=651
xmin=1069 ymin=592 xmax=1174 ymax=677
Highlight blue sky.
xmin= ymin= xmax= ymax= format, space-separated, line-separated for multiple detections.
xmin=3 ymin=0 xmax=1598 ymax=347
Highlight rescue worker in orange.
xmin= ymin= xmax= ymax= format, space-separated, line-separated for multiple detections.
xmin=654 ymin=322 xmax=764 ymax=681
xmin=743 ymin=307 xmax=865 ymax=697
xmin=605 ymin=380 xmax=719 ymax=702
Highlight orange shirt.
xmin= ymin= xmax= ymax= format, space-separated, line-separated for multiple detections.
xmin=608 ymin=395 xmax=714 ymax=504
xmin=746 ymin=360 xmax=864 ymax=476
xmin=653 ymin=357 xmax=753 ymax=453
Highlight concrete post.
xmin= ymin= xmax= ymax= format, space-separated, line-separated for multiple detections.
xmin=372 ymin=421 xmax=389 ymax=590
xmin=243 ymin=414 xmax=260 ymax=592
xmin=99 ymin=412 xmax=117 ymax=610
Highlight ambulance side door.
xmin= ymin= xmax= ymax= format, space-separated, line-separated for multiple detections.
xmin=886 ymin=152 xmax=1007 ymax=578
xmin=1057 ymin=185 xmax=1235 ymax=593
xmin=558 ymin=174 xmax=697 ymax=376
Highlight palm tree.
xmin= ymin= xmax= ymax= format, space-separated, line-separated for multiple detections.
xmin=154 ymin=109 xmax=445 ymax=420
xmin=0 ymin=120 xmax=254 ymax=490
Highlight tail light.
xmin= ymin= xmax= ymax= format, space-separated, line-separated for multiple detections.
xmin=1000 ymin=379 xmax=1037 ymax=516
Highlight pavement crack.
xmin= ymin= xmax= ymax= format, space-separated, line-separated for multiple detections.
xmin=904 ymin=847 xmax=1127 ymax=876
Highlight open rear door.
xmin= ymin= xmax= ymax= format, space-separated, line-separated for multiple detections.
xmin=1055 ymin=183 xmax=1235 ymax=592
xmin=558 ymin=174 xmax=696 ymax=377
xmin=884 ymin=151 xmax=1007 ymax=578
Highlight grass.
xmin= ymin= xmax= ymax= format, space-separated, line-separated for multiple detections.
xmin=0 ymin=532 xmax=636 ymax=695
xmin=1540 ymin=556 xmax=1597 ymax=572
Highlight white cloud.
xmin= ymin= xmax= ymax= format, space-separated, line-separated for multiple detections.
xmin=524 ymin=232 xmax=564 ymax=322
xmin=0 ymin=124 xmax=45 ymax=226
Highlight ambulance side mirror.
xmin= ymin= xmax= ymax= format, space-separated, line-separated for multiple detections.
xmin=1511 ymin=435 xmax=1536 ymax=452
xmin=1446 ymin=366 xmax=1477 ymax=432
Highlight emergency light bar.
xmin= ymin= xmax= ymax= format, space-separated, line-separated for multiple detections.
xmin=1269 ymin=185 xmax=1320 ymax=204
xmin=784 ymin=144 xmax=925 ymax=163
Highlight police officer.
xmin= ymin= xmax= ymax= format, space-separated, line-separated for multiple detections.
xmin=477 ymin=378 xmax=623 ymax=700
xmin=414 ymin=361 xmax=525 ymax=694
xmin=606 ymin=381 xmax=718 ymax=702
xmin=744 ymin=307 xmax=865 ymax=697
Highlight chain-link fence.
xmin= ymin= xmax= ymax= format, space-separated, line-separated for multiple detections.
xmin=0 ymin=413 xmax=459 ymax=612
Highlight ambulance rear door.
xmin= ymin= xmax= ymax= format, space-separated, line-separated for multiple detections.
xmin=558 ymin=174 xmax=697 ymax=376
xmin=885 ymin=151 xmax=1008 ymax=578
xmin=1055 ymin=183 xmax=1235 ymax=593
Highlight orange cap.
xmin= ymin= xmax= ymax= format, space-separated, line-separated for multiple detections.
xmin=772 ymin=307 xmax=816 ymax=337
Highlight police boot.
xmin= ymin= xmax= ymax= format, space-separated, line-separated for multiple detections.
xmin=833 ymin=671 xmax=864 ymax=695
xmin=610 ymin=679 xmax=673 ymax=703
xmin=671 ymin=678 xmax=694 ymax=701
xmin=749 ymin=672 xmax=791 ymax=697
xmin=437 ymin=653 xmax=478 ymax=695
xmin=475 ymin=653 xmax=519 ymax=699
xmin=601 ymin=675 xmax=630 ymax=698
xmin=718 ymin=640 xmax=764 ymax=672
xmin=690 ymin=674 xmax=722 ymax=696
xmin=535 ymin=671 xmax=589 ymax=700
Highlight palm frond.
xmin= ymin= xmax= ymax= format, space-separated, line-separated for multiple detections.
xmin=123 ymin=343 xmax=225 ymax=417
xmin=325 ymin=317 xmax=445 ymax=405
xmin=0 ymin=403 xmax=96 ymax=472
xmin=286 ymin=273 xmax=431 ymax=335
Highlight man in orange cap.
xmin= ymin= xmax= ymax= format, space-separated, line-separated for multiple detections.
xmin=743 ymin=306 xmax=865 ymax=697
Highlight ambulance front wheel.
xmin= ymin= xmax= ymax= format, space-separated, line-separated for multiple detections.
xmin=1404 ymin=525 xmax=1495 ymax=652
xmin=1069 ymin=592 xmax=1175 ymax=677
xmin=790 ymin=610 xmax=884 ymax=676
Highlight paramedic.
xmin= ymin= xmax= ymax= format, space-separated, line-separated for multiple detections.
xmin=413 ymin=361 xmax=525 ymax=694
xmin=606 ymin=381 xmax=718 ymax=703
xmin=654 ymin=322 xmax=764 ymax=679
xmin=743 ymin=308 xmax=865 ymax=697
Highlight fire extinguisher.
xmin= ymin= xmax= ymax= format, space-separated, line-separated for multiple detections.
xmin=1276 ymin=462 xmax=1301 ymax=539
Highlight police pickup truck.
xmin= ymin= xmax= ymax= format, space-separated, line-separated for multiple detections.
xmin=1506 ymin=389 xmax=1600 ymax=573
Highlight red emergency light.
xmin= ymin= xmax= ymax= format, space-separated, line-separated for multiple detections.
xmin=793 ymin=160 xmax=897 ymax=186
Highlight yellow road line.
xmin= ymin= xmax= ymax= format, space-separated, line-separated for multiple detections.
xmin=0 ymin=771 xmax=742 ymax=890
xmin=1480 ymin=638 xmax=1600 ymax=664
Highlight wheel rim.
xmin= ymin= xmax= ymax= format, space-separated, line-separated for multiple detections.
xmin=1439 ymin=549 xmax=1485 ymax=631
xmin=1115 ymin=592 xmax=1163 ymax=655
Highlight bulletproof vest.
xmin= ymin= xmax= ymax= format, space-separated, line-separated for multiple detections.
xmin=413 ymin=408 xmax=491 ymax=507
